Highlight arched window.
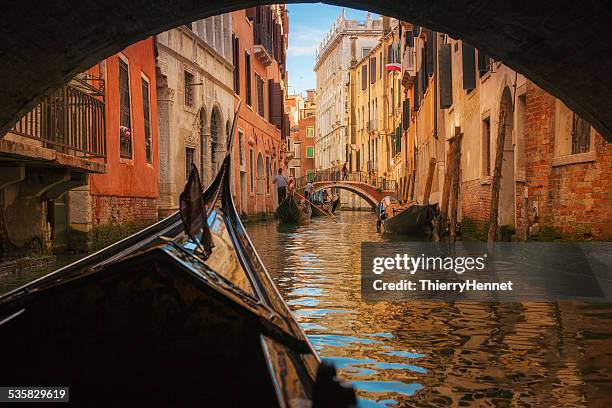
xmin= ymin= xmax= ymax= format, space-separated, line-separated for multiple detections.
xmin=226 ymin=119 xmax=231 ymax=146
xmin=198 ymin=108 xmax=207 ymax=177
xmin=210 ymin=107 xmax=222 ymax=171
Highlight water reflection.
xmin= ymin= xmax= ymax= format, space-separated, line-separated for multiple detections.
xmin=246 ymin=211 xmax=612 ymax=407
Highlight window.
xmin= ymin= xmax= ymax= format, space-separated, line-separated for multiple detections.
xmin=185 ymin=147 xmax=195 ymax=181
xmin=245 ymin=52 xmax=252 ymax=106
xmin=306 ymin=146 xmax=314 ymax=158
xmin=249 ymin=148 xmax=254 ymax=192
xmin=482 ymin=116 xmax=491 ymax=176
xmin=370 ymin=57 xmax=377 ymax=84
xmin=572 ymin=113 xmax=591 ymax=154
xmin=184 ymin=71 xmax=195 ymax=107
xmin=238 ymin=130 xmax=245 ymax=166
xmin=265 ymin=156 xmax=270 ymax=193
xmin=361 ymin=65 xmax=368 ymax=90
xmin=233 ymin=35 xmax=240 ymax=94
xmin=306 ymin=126 xmax=314 ymax=138
xmin=293 ymin=141 xmax=301 ymax=159
xmin=361 ymin=47 xmax=371 ymax=58
xmin=141 ymin=77 xmax=152 ymax=163
xmin=255 ymin=74 xmax=265 ymax=117
xmin=119 ymin=59 xmax=132 ymax=159
xmin=379 ymin=51 xmax=383 ymax=79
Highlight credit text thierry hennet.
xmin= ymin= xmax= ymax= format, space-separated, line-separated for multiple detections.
xmin=370 ymin=253 xmax=514 ymax=292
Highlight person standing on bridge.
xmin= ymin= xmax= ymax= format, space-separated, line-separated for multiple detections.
xmin=273 ymin=168 xmax=288 ymax=205
xmin=341 ymin=162 xmax=348 ymax=181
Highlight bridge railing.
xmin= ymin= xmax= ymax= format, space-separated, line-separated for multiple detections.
xmin=294 ymin=170 xmax=396 ymax=191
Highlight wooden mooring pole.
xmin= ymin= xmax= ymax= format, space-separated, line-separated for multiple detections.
xmin=439 ymin=137 xmax=456 ymax=238
xmin=488 ymin=103 xmax=509 ymax=247
xmin=449 ymin=128 xmax=463 ymax=242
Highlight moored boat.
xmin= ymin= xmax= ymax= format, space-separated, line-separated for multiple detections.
xmin=276 ymin=194 xmax=312 ymax=225
xmin=311 ymin=201 xmax=332 ymax=217
xmin=377 ymin=196 xmax=438 ymax=235
xmin=0 ymin=108 xmax=355 ymax=406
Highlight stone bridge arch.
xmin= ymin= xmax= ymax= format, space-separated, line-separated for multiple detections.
xmin=0 ymin=1 xmax=611 ymax=142
xmin=311 ymin=182 xmax=384 ymax=208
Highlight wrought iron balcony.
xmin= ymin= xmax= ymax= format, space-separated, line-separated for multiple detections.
xmin=10 ymin=77 xmax=106 ymax=159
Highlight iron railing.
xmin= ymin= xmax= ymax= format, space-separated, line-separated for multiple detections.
xmin=11 ymin=80 xmax=106 ymax=159
xmin=294 ymin=170 xmax=396 ymax=191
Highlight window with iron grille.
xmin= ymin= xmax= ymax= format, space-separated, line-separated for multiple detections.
xmin=185 ymin=147 xmax=195 ymax=181
xmin=238 ymin=130 xmax=245 ymax=166
xmin=119 ymin=59 xmax=132 ymax=159
xmin=142 ymin=77 xmax=152 ymax=163
xmin=572 ymin=113 xmax=591 ymax=154
xmin=256 ymin=74 xmax=265 ymax=117
xmin=184 ymin=71 xmax=195 ymax=107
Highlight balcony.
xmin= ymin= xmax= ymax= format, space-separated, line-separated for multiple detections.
xmin=401 ymin=47 xmax=416 ymax=85
xmin=9 ymin=78 xmax=106 ymax=161
xmin=253 ymin=44 xmax=273 ymax=67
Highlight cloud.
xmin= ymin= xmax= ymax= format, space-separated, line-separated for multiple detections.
xmin=287 ymin=44 xmax=319 ymax=57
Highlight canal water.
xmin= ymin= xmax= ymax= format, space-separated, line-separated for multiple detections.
xmin=1 ymin=211 xmax=610 ymax=406
xmin=246 ymin=211 xmax=612 ymax=407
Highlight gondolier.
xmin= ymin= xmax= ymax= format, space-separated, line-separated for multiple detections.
xmin=304 ymin=181 xmax=314 ymax=201
xmin=273 ymin=168 xmax=289 ymax=205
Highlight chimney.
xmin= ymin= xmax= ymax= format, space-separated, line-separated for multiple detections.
xmin=350 ymin=36 xmax=357 ymax=66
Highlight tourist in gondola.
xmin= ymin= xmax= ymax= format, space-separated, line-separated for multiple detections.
xmin=273 ymin=168 xmax=288 ymax=205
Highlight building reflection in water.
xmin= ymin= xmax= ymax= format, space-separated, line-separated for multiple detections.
xmin=246 ymin=212 xmax=612 ymax=407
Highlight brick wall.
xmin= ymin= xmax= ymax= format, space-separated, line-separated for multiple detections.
xmin=522 ymin=82 xmax=612 ymax=240
xmin=91 ymin=195 xmax=158 ymax=227
xmin=460 ymin=178 xmax=491 ymax=238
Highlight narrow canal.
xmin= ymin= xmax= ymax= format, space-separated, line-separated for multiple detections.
xmin=246 ymin=211 xmax=612 ymax=407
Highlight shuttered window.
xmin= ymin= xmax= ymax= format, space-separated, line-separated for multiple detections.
xmin=306 ymin=146 xmax=314 ymax=158
xmin=245 ymin=52 xmax=252 ymax=106
xmin=256 ymin=74 xmax=265 ymax=117
xmin=233 ymin=35 xmax=240 ymax=94
xmin=370 ymin=57 xmax=377 ymax=84
xmin=462 ymin=42 xmax=476 ymax=91
xmin=439 ymin=43 xmax=453 ymax=109
xmin=184 ymin=71 xmax=195 ymax=107
xmin=572 ymin=113 xmax=591 ymax=154
xmin=426 ymin=30 xmax=434 ymax=76
xmin=361 ymin=65 xmax=368 ymax=90
xmin=402 ymin=99 xmax=410 ymax=130
xmin=268 ymin=80 xmax=282 ymax=128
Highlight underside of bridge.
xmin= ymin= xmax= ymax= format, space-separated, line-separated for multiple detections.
xmin=313 ymin=183 xmax=381 ymax=207
xmin=0 ymin=1 xmax=611 ymax=142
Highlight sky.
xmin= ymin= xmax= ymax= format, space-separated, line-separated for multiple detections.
xmin=286 ymin=4 xmax=376 ymax=96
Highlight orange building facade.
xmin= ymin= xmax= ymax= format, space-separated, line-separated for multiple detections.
xmin=69 ymin=38 xmax=159 ymax=250
xmin=230 ymin=7 xmax=289 ymax=216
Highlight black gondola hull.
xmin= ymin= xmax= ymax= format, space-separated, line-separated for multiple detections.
xmin=276 ymin=196 xmax=311 ymax=225
xmin=382 ymin=204 xmax=438 ymax=235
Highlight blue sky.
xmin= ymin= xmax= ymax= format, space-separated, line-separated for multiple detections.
xmin=286 ymin=4 xmax=376 ymax=96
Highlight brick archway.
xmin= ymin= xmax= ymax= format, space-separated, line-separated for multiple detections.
xmin=0 ymin=1 xmax=611 ymax=143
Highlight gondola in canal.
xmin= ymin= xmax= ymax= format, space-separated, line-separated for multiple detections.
xmin=376 ymin=195 xmax=438 ymax=235
xmin=276 ymin=193 xmax=312 ymax=225
xmin=331 ymin=195 xmax=341 ymax=214
xmin=0 ymin=105 xmax=355 ymax=407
